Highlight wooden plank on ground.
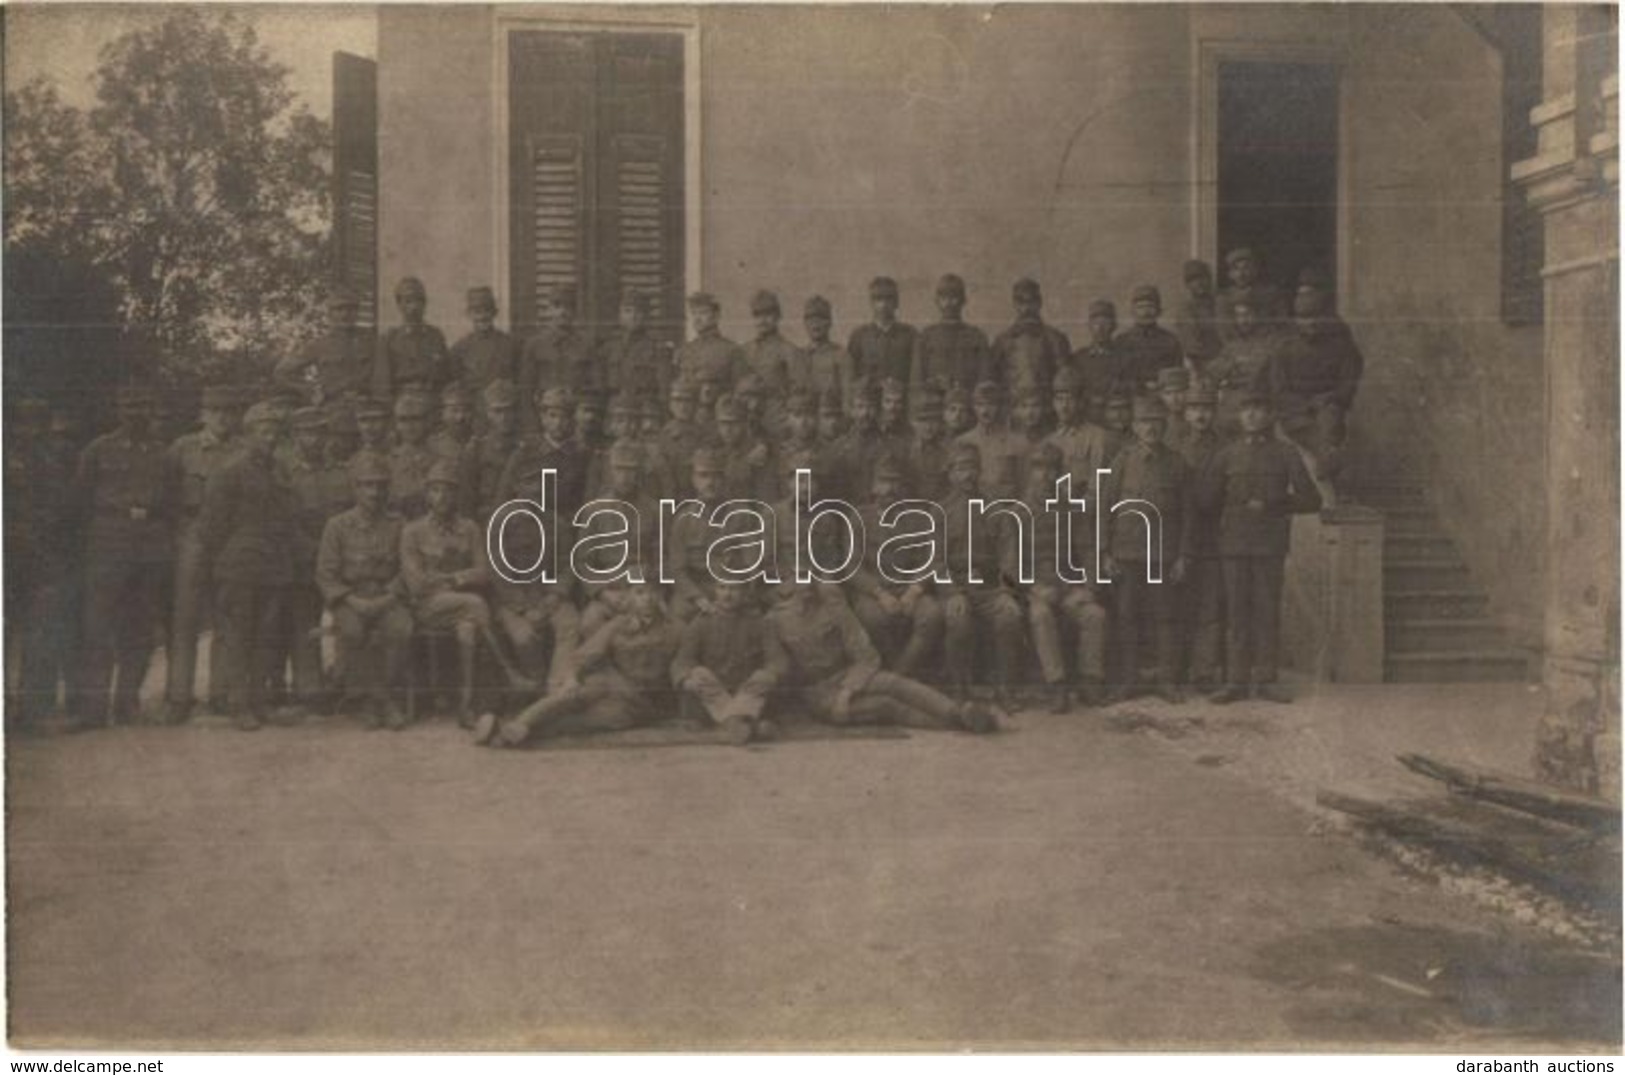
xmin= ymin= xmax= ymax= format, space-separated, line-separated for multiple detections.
xmin=1397 ymin=753 xmax=1620 ymax=833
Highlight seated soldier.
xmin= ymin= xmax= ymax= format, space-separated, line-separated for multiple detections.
xmin=672 ymin=579 xmax=785 ymax=745
xmin=401 ymin=459 xmax=535 ymax=727
xmin=846 ymin=454 xmax=944 ymax=677
xmin=490 ymin=451 xmax=580 ymax=694
xmin=940 ymin=442 xmax=1024 ymax=704
xmin=316 ymin=455 xmax=414 ymax=729
xmin=475 ymin=584 xmax=682 ymax=747
xmin=577 ymin=441 xmax=660 ymax=638
xmin=1269 ymin=271 xmax=1363 ymax=493
xmin=765 ymin=579 xmax=999 ymax=733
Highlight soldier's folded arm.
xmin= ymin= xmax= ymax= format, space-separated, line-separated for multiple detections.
xmin=1283 ymin=449 xmax=1325 ymax=515
xmin=836 ymin=604 xmax=882 ymax=694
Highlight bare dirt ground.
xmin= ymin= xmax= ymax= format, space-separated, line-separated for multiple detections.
xmin=7 ymin=692 xmax=1620 ymax=1051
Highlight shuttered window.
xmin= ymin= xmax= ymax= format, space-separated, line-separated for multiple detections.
xmin=332 ymin=51 xmax=378 ymax=327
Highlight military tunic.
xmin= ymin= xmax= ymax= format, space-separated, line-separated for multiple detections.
xmin=989 ymin=320 xmax=1072 ymax=394
xmin=316 ymin=506 xmax=412 ymax=702
xmin=376 ymin=322 xmax=453 ymax=399
xmin=164 ymin=428 xmax=239 ymax=711
xmin=847 ymin=321 xmax=917 ymax=389
xmin=914 ymin=320 xmax=992 ymax=393
xmin=673 ymin=329 xmax=748 ymax=391
xmin=449 ymin=327 xmax=520 ymax=398
xmin=275 ymin=328 xmax=375 ymax=409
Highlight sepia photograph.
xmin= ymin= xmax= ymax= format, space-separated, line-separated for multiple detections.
xmin=1 ymin=0 xmax=1620 ymax=1057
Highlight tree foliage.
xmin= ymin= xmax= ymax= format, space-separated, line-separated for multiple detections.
xmin=4 ymin=9 xmax=332 ymax=388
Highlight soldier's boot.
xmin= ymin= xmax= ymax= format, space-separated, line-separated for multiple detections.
xmin=471 ymin=711 xmax=500 ymax=746
xmin=454 ymin=630 xmax=478 ymax=729
xmin=1074 ymin=679 xmax=1105 ymax=708
xmin=955 ymin=700 xmax=998 ymax=735
xmin=752 ymin=717 xmax=781 ymax=743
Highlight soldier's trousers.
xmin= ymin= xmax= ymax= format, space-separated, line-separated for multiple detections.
xmin=285 ymin=581 xmax=326 ymax=705
xmin=1027 ymin=584 xmax=1107 ymax=686
xmin=943 ymin=586 xmax=1022 ymax=689
xmin=1183 ymin=557 xmax=1226 ymax=686
xmin=1277 ymin=396 xmax=1347 ymax=479
xmin=850 ymin=590 xmax=944 ymax=676
xmin=679 ymin=668 xmax=775 ymax=725
xmin=512 ymin=671 xmax=669 ymax=737
xmin=331 ymin=599 xmax=413 ymax=702
xmin=217 ymin=582 xmax=288 ymax=717
xmin=1222 ymin=555 xmax=1285 ymax=688
xmin=80 ymin=555 xmax=165 ymax=722
xmin=15 ymin=573 xmax=77 ymax=723
xmin=166 ymin=527 xmax=227 ymax=710
xmin=495 ymin=602 xmax=580 ymax=691
xmin=1113 ymin=568 xmax=1181 ymax=688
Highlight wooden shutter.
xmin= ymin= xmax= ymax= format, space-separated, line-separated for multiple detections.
xmin=332 ymin=51 xmax=378 ymax=326
xmin=528 ymin=135 xmax=587 ymax=324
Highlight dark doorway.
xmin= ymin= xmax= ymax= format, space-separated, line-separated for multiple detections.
xmin=1217 ymin=61 xmax=1340 ymax=297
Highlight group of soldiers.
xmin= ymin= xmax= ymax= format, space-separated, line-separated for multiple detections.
xmin=5 ymin=247 xmax=1361 ymax=746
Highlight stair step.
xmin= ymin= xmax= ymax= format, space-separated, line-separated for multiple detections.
xmin=1385 ymin=534 xmax=1458 ymax=558
xmin=1350 ymin=485 xmax=1427 ymax=505
xmin=1387 ymin=590 xmax=1491 ymax=618
xmin=1386 ymin=559 xmax=1473 ymax=591
xmin=1386 ymin=617 xmax=1508 ymax=653
xmin=1385 ymin=649 xmax=1531 ymax=683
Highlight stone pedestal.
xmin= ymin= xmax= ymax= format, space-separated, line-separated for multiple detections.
xmin=1284 ymin=507 xmax=1386 ymax=683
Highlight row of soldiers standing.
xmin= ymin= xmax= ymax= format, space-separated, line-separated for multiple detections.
xmin=5 ymin=248 xmax=1357 ymax=739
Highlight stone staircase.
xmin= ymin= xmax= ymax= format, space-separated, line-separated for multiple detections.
xmin=1349 ymin=480 xmax=1533 ymax=683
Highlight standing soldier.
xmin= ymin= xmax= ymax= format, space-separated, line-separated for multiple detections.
xmin=954 ymin=381 xmax=1019 ymax=501
xmin=1177 ymin=382 xmax=1227 ymax=692
xmin=741 ymin=289 xmax=797 ymax=397
xmin=1205 ymin=391 xmax=1322 ymax=704
xmin=317 ymin=455 xmax=413 ymax=728
xmin=77 ymin=384 xmax=172 ymax=728
xmin=501 ymin=387 xmax=587 ymax=524
xmin=1099 ymin=389 xmax=1135 ymax=464
xmin=1211 ymin=298 xmax=1280 ymax=436
xmin=990 ymin=277 xmax=1072 ymax=396
xmin=467 ymin=379 xmax=524 ymax=521
xmin=654 ymin=378 xmax=703 ymax=500
xmin=1174 ymin=260 xmax=1224 ymax=372
xmin=1155 ymin=366 xmax=1191 ymax=448
xmin=11 ymin=400 xmax=81 ymax=730
xmin=847 ymin=455 xmax=945 ymax=677
xmin=914 ymin=273 xmax=990 ymax=394
xmin=1111 ymin=285 xmax=1185 ymax=395
xmin=375 ymin=276 xmax=453 ymax=400
xmin=200 ymin=401 xmax=298 ymax=730
xmin=939 ymin=442 xmax=1023 ymax=704
xmin=518 ymin=283 xmax=596 ymax=419
xmin=429 ymin=383 xmax=476 ymax=462
xmin=673 ymin=580 xmax=786 ymax=744
xmin=829 ymin=380 xmax=886 ymax=502
xmin=1071 ymin=298 xmax=1122 ymax=424
xmin=793 ymin=295 xmax=845 ymax=401
xmin=352 ymin=397 xmax=393 ymax=465
xmin=163 ymin=384 xmax=242 ymax=723
xmin=904 ymin=386 xmax=951 ymax=502
xmin=673 ymin=291 xmax=747 ymax=391
xmin=1101 ymin=396 xmax=1192 ymax=704
xmin=448 ymin=286 xmax=519 ymax=402
xmin=712 ymin=393 xmax=779 ymax=502
xmin=282 ymin=407 xmax=351 ymax=713
xmin=777 ymin=387 xmax=830 ymax=482
xmin=1046 ymin=367 xmax=1113 ymax=509
xmin=1269 ymin=272 xmax=1364 ymax=493
xmin=848 ymin=276 xmax=916 ymax=389
xmin=274 ymin=287 xmax=375 ymax=412
xmin=599 ymin=289 xmax=671 ymax=406
xmin=1218 ymin=247 xmax=1289 ymax=334
xmin=388 ymin=392 xmax=437 ymax=520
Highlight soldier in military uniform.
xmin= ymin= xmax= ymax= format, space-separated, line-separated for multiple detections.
xmin=816 ymin=385 xmax=847 ymax=445
xmin=848 ymin=276 xmax=916 ymax=389
xmin=666 ymin=448 xmax=728 ymax=624
xmin=76 ymin=385 xmax=172 ymax=728
xmin=573 ymin=387 xmax=609 ymax=465
xmin=1005 ymin=382 xmax=1052 ymax=486
xmin=489 ymin=452 xmax=580 ymax=691
xmin=765 ymin=579 xmax=999 ymax=733
xmin=1269 ymin=272 xmax=1364 ymax=492
xmin=794 ymin=295 xmax=845 ymax=401
xmin=388 ymin=392 xmax=437 ymax=520
xmin=1218 ymin=247 xmax=1289 ymax=334
xmin=599 ymin=289 xmax=672 ymax=406
xmin=477 ymin=583 xmax=683 ymax=747
xmin=10 ymin=399 xmax=81 ymax=729
xmin=954 ymin=381 xmax=1019 ymax=501
xmin=1174 ymin=260 xmax=1224 ymax=371
xmin=500 ymin=387 xmax=587 ymax=524
xmin=1154 ymin=366 xmax=1191 ymax=448
xmin=326 ymin=406 xmax=361 ymax=468
xmin=673 ymin=579 xmax=786 ymax=744
xmin=990 ymin=277 xmax=1072 ymax=395
xmin=914 ymin=273 xmax=990 ymax=394
xmin=847 ymin=455 xmax=945 ymax=677
xmin=317 ymin=455 xmax=413 ymax=728
xmin=274 ymin=287 xmax=375 ymax=412
xmin=939 ymin=442 xmax=1024 ymax=704
xmin=904 ymin=386 xmax=951 ymax=503
xmin=163 ymin=384 xmax=242 ymax=722
xmin=828 ymin=380 xmax=887 ymax=502
xmin=575 ymin=441 xmax=660 ymax=637
xmin=776 ymin=387 xmax=830 ymax=486
xmin=1176 ymin=382 xmax=1227 ymax=691
xmin=449 ymin=286 xmax=519 ymax=402
xmin=428 ymin=383 xmax=476 ymax=462
xmin=942 ymin=385 xmax=974 ymax=438
xmin=282 ymin=407 xmax=352 ymax=711
xmin=198 ymin=401 xmax=298 ymax=730
xmin=875 ymin=375 xmax=911 ymax=447
xmin=674 ymin=291 xmax=747 ymax=391
xmin=402 ymin=459 xmax=534 ymax=726
xmin=376 ymin=276 xmax=453 ymax=400
xmin=1045 ymin=367 xmax=1113 ymax=508
xmin=1204 ymin=390 xmax=1322 ymax=704
xmin=636 ymin=396 xmax=664 ymax=448
xmin=1099 ymin=389 xmax=1134 ymax=463
xmin=466 ymin=379 xmax=524 ymax=521
xmin=353 ymin=397 xmax=393 ymax=465
xmin=1101 ymin=396 xmax=1193 ymax=704
xmin=741 ymin=289 xmax=797 ymax=397
xmin=1013 ymin=443 xmax=1109 ymax=710
xmin=1211 ymin=298 xmax=1280 ymax=437
xmin=1071 ymin=298 xmax=1122 ymax=424
xmin=1111 ymin=285 xmax=1184 ymax=395
xmin=518 ymin=284 xmax=597 ymax=423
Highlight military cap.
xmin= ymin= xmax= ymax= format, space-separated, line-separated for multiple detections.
xmin=804 ymin=294 xmax=832 ymax=319
xmin=1027 ymin=442 xmax=1064 ymax=471
xmin=949 ymin=441 xmax=982 ymax=467
xmin=1237 ymin=388 xmax=1273 ymax=409
xmin=394 ymin=276 xmax=427 ymax=298
xmin=465 ymin=286 xmax=497 ymax=310
xmin=691 ymin=447 xmax=725 ymax=474
xmin=1087 ymin=299 xmax=1117 ymax=319
xmin=394 ymin=393 xmax=433 ymax=419
xmin=1132 ymin=396 xmax=1169 ymax=422
xmin=972 ymin=380 xmax=1003 ymax=405
xmin=538 ymin=387 xmax=574 ymax=412
xmin=818 ymin=387 xmax=845 ymax=416
xmin=609 ymin=442 xmax=644 ymax=470
xmin=1182 ymin=259 xmax=1213 ymax=283
xmin=944 ymin=386 xmax=971 ymax=408
xmin=910 ymin=389 xmax=944 ymax=418
xmin=1298 ymin=265 xmax=1333 ymax=291
xmin=669 ymin=379 xmax=698 ymax=403
xmin=1184 ymin=383 xmax=1219 ymax=406
xmin=1131 ymin=284 xmax=1162 ymax=307
xmin=749 ymin=289 xmax=781 ymax=316
xmin=441 ymin=382 xmax=474 ymax=406
xmin=880 ymin=376 xmax=908 ymax=400
xmin=425 ymin=458 xmax=462 ymax=487
xmin=868 ymin=276 xmax=899 ymax=298
xmin=1224 ymin=247 xmax=1257 ymax=267
xmin=483 ymin=378 xmax=518 ymax=407
xmin=200 ymin=385 xmax=239 ymax=410
xmin=326 ymin=286 xmax=360 ymax=309
xmin=686 ymin=291 xmax=720 ymax=311
xmin=785 ymin=387 xmax=816 ymax=416
xmin=1156 ymin=367 xmax=1190 ymax=391
xmin=350 ymin=454 xmax=391 ymax=483
xmin=355 ymin=397 xmax=391 ymax=420
xmin=115 ymin=384 xmax=156 ymax=407
xmin=935 ymin=273 xmax=967 ymax=298
xmin=1012 ymin=277 xmax=1042 ymax=300
xmin=714 ymin=394 xmax=744 ymax=423
xmin=1052 ymin=366 xmax=1083 ymax=395
xmin=872 ymin=454 xmax=906 ymax=482
xmin=242 ymin=401 xmax=282 ymax=428
xmin=291 ymin=406 xmax=328 ymax=431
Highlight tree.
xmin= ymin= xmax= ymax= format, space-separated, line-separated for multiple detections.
xmin=4 ymin=9 xmax=332 ymax=389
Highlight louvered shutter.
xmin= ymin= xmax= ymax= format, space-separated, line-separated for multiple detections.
xmin=528 ymin=135 xmax=587 ymax=324
xmin=332 ymin=51 xmax=378 ymax=326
